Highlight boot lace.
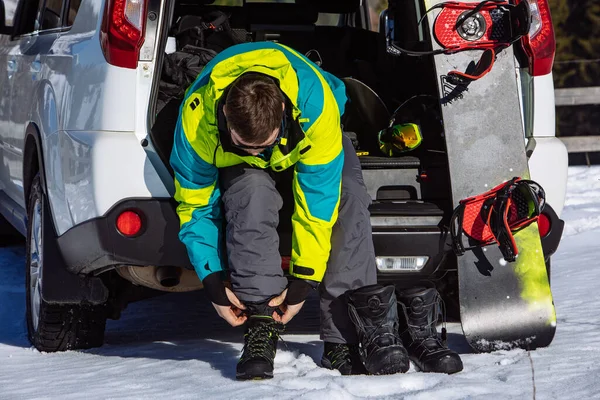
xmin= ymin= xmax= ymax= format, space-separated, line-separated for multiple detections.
xmin=326 ymin=343 xmax=352 ymax=370
xmin=348 ymin=300 xmax=402 ymax=351
xmin=240 ymin=318 xmax=283 ymax=363
xmin=400 ymin=291 xmax=448 ymax=347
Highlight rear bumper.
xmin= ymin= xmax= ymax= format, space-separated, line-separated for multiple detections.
xmin=540 ymin=204 xmax=564 ymax=260
xmin=56 ymin=198 xmax=562 ymax=281
xmin=373 ymin=227 xmax=449 ymax=283
xmin=528 ymin=136 xmax=568 ymax=217
xmin=370 ymin=202 xmax=565 ymax=282
xmin=369 ymin=202 xmax=450 ymax=282
xmin=57 ymin=198 xmax=192 ymax=275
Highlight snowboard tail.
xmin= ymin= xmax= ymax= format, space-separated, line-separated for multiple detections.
xmin=459 ymin=222 xmax=555 ymax=352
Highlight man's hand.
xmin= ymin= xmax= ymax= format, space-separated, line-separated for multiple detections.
xmin=212 ymin=287 xmax=247 ymax=327
xmin=268 ymin=280 xmax=315 ymax=324
xmin=203 ymin=272 xmax=247 ymax=327
xmin=268 ymin=288 xmax=305 ymax=324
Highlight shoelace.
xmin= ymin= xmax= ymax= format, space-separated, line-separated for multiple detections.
xmin=400 ymin=292 xmax=448 ymax=347
xmin=326 ymin=344 xmax=352 ymax=369
xmin=348 ymin=301 xmax=402 ymax=351
xmin=240 ymin=320 xmax=283 ymax=363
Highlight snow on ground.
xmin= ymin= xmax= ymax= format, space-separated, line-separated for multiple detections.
xmin=0 ymin=167 xmax=600 ymax=400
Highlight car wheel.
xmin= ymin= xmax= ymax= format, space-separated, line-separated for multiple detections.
xmin=26 ymin=174 xmax=107 ymax=352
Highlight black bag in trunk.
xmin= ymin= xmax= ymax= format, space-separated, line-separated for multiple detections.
xmin=156 ymin=11 xmax=244 ymax=114
xmin=173 ymin=11 xmax=241 ymax=52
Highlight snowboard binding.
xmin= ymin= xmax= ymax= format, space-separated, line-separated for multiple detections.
xmin=450 ymin=177 xmax=546 ymax=262
xmin=386 ymin=0 xmax=531 ymax=83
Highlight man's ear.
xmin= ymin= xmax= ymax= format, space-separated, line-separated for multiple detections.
xmin=282 ymin=102 xmax=285 ymax=111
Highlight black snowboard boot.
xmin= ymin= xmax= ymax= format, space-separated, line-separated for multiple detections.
xmin=236 ymin=302 xmax=284 ymax=380
xmin=397 ymin=287 xmax=463 ymax=374
xmin=347 ymin=284 xmax=410 ymax=375
xmin=321 ymin=342 xmax=367 ymax=375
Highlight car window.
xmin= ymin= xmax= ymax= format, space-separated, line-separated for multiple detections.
xmin=316 ymin=13 xmax=342 ymax=27
xmin=211 ymin=0 xmax=294 ymax=5
xmin=12 ymin=0 xmax=44 ymax=35
xmin=41 ymin=0 xmax=64 ymax=30
xmin=368 ymin=0 xmax=386 ymax=32
xmin=3 ymin=0 xmax=18 ymax=26
xmin=66 ymin=0 xmax=81 ymax=26
xmin=209 ymin=0 xmax=345 ymax=27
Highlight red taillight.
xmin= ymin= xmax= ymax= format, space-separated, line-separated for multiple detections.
xmin=538 ymin=213 xmax=551 ymax=237
xmin=101 ymin=0 xmax=147 ymax=69
xmin=281 ymin=256 xmax=291 ymax=270
xmin=521 ymin=0 xmax=556 ymax=76
xmin=116 ymin=210 xmax=143 ymax=237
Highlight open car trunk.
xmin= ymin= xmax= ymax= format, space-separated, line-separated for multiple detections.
xmin=148 ymin=0 xmax=453 ymax=264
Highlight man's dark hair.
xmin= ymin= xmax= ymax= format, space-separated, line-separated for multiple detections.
xmin=225 ymin=73 xmax=285 ymax=145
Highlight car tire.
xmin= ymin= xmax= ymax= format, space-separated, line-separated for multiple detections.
xmin=26 ymin=174 xmax=107 ymax=352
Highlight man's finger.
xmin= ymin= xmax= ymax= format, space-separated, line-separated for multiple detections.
xmin=272 ymin=314 xmax=283 ymax=323
xmin=268 ymin=289 xmax=288 ymax=307
xmin=233 ymin=307 xmax=244 ymax=317
xmin=228 ymin=314 xmax=247 ymax=327
xmin=222 ymin=309 xmax=247 ymax=327
xmin=272 ymin=304 xmax=287 ymax=322
xmin=225 ymin=287 xmax=246 ymax=310
xmin=280 ymin=301 xmax=305 ymax=324
xmin=280 ymin=312 xmax=293 ymax=325
xmin=212 ymin=303 xmax=247 ymax=327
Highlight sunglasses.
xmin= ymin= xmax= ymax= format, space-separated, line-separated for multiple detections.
xmin=229 ymin=118 xmax=286 ymax=151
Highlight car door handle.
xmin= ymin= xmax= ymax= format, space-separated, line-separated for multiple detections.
xmin=7 ymin=59 xmax=17 ymax=72
xmin=30 ymin=60 xmax=41 ymax=73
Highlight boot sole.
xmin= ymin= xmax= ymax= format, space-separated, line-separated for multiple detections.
xmin=411 ymin=355 xmax=464 ymax=375
xmin=370 ymin=360 xmax=410 ymax=375
xmin=236 ymin=371 xmax=274 ymax=380
xmin=366 ymin=347 xmax=410 ymax=375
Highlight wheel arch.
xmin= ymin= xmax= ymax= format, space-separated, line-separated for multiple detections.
xmin=23 ymin=123 xmax=47 ymax=208
xmin=23 ymin=127 xmax=109 ymax=306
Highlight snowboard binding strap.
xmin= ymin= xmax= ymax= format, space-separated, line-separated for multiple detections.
xmin=450 ymin=177 xmax=546 ymax=262
xmin=386 ymin=0 xmax=531 ymax=83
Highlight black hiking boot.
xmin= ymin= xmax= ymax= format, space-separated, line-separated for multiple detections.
xmin=236 ymin=302 xmax=284 ymax=381
xmin=347 ymin=284 xmax=410 ymax=375
xmin=321 ymin=342 xmax=367 ymax=375
xmin=397 ymin=287 xmax=463 ymax=374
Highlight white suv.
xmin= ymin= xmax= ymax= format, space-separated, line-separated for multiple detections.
xmin=0 ymin=0 xmax=567 ymax=352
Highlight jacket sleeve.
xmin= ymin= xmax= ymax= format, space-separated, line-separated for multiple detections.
xmin=290 ymin=87 xmax=344 ymax=283
xmin=170 ymin=110 xmax=225 ymax=282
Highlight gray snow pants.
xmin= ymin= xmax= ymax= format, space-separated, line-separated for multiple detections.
xmin=219 ymin=136 xmax=377 ymax=343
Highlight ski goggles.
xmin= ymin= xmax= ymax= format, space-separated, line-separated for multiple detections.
xmin=228 ymin=118 xmax=286 ymax=152
xmin=378 ymin=123 xmax=423 ymax=156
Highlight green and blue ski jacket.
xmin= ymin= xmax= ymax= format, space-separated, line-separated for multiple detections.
xmin=170 ymin=42 xmax=347 ymax=283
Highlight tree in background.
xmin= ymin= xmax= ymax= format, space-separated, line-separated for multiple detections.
xmin=549 ymin=0 xmax=600 ymax=139
xmin=550 ymin=0 xmax=600 ymax=89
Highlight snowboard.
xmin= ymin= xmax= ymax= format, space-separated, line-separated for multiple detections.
xmin=423 ymin=0 xmax=556 ymax=351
